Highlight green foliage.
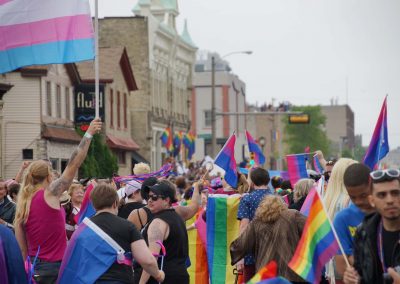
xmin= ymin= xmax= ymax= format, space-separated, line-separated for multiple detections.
xmin=353 ymin=144 xmax=367 ymax=162
xmin=284 ymin=105 xmax=330 ymax=155
xmin=341 ymin=148 xmax=354 ymax=159
xmin=76 ymin=128 xmax=118 ymax=178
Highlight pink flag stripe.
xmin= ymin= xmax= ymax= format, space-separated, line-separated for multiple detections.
xmin=0 ymin=0 xmax=12 ymax=5
xmin=0 ymin=15 xmax=93 ymax=51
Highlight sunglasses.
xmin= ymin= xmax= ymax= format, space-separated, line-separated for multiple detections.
xmin=370 ymin=169 xmax=400 ymax=180
xmin=148 ymin=194 xmax=164 ymax=201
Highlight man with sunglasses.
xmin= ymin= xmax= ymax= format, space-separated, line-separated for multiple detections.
xmin=344 ymin=169 xmax=400 ymax=284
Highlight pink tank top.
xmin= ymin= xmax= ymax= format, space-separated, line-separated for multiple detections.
xmin=25 ymin=189 xmax=67 ymax=261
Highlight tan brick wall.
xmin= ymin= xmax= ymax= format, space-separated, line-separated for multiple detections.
xmin=99 ymin=17 xmax=151 ymax=161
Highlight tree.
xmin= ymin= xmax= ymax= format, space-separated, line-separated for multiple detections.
xmin=76 ymin=129 xmax=119 ymax=178
xmin=284 ymin=105 xmax=330 ymax=155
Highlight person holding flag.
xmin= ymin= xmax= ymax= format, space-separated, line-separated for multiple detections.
xmin=231 ymin=195 xmax=306 ymax=283
xmin=14 ymin=118 xmax=102 ymax=284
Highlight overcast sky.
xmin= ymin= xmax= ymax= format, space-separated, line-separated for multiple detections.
xmin=91 ymin=0 xmax=400 ymax=148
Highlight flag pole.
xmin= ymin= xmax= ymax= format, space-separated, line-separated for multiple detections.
xmin=94 ymin=0 xmax=99 ymax=119
xmin=286 ymin=152 xmax=317 ymax=157
xmin=315 ymin=188 xmax=351 ymax=267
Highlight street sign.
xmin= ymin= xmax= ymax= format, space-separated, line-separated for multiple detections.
xmin=288 ymin=114 xmax=310 ymax=124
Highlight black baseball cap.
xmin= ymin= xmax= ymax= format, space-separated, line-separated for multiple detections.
xmin=141 ymin=177 xmax=158 ymax=200
xmin=149 ymin=182 xmax=177 ymax=203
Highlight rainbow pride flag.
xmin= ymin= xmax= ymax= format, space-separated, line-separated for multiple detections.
xmin=183 ymin=132 xmax=196 ymax=160
xmin=286 ymin=154 xmax=308 ymax=187
xmin=187 ymin=209 xmax=209 ymax=284
xmin=206 ymin=195 xmax=240 ymax=284
xmin=245 ymin=130 xmax=265 ymax=166
xmin=288 ymin=191 xmax=339 ymax=283
xmin=248 ymin=260 xmax=291 ymax=284
xmin=214 ymin=133 xmax=237 ymax=188
xmin=160 ymin=127 xmax=174 ymax=153
xmin=0 ymin=0 xmax=94 ymax=74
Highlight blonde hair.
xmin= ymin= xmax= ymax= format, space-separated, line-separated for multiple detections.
xmin=293 ymin=178 xmax=314 ymax=203
xmin=323 ymin=158 xmax=357 ymax=220
xmin=255 ymin=195 xmax=287 ymax=223
xmin=133 ymin=163 xmax=151 ymax=175
xmin=236 ymin=174 xmax=249 ymax=194
xmin=14 ymin=160 xmax=51 ymax=225
xmin=68 ymin=183 xmax=83 ymax=196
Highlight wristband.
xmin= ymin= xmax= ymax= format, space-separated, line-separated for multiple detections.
xmin=84 ymin=132 xmax=93 ymax=139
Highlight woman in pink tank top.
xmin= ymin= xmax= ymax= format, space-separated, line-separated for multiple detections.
xmin=14 ymin=119 xmax=102 ymax=284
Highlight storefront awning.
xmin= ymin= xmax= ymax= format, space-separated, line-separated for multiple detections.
xmin=42 ymin=125 xmax=81 ymax=144
xmin=106 ymin=134 xmax=140 ymax=151
xmin=131 ymin=151 xmax=148 ymax=164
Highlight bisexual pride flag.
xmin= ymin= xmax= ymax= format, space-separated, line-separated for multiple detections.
xmin=286 ymin=154 xmax=308 ymax=187
xmin=58 ymin=218 xmax=127 ymax=284
xmin=363 ymin=96 xmax=389 ymax=169
xmin=0 ymin=0 xmax=94 ymax=74
xmin=74 ymin=183 xmax=95 ymax=225
xmin=313 ymin=154 xmax=324 ymax=174
xmin=245 ymin=130 xmax=265 ymax=166
xmin=214 ymin=133 xmax=237 ymax=188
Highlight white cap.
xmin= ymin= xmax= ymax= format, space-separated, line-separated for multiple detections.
xmin=125 ymin=180 xmax=142 ymax=196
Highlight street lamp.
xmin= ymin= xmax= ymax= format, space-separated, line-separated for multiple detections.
xmin=211 ymin=51 xmax=253 ymax=157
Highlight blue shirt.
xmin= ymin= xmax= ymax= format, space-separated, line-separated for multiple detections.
xmin=333 ymin=203 xmax=365 ymax=255
xmin=237 ymin=189 xmax=272 ymax=265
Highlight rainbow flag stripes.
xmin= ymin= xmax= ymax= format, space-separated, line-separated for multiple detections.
xmin=206 ymin=195 xmax=240 ymax=284
xmin=183 ymin=132 xmax=196 ymax=160
xmin=160 ymin=127 xmax=173 ymax=153
xmin=288 ymin=191 xmax=339 ymax=284
xmin=0 ymin=0 xmax=94 ymax=74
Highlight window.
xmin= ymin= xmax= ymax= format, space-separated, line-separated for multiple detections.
xmin=110 ymin=89 xmax=114 ymax=127
xmin=65 ymin=87 xmax=70 ymax=120
xmin=117 ymin=91 xmax=121 ymax=128
xmin=117 ymin=151 xmax=126 ymax=165
xmin=46 ymin=82 xmax=52 ymax=116
xmin=123 ymin=93 xmax=127 ymax=128
xmin=56 ymin=85 xmax=61 ymax=118
xmin=22 ymin=149 xmax=33 ymax=160
xmin=204 ymin=110 xmax=212 ymax=127
xmin=50 ymin=158 xmax=59 ymax=171
xmin=61 ymin=159 xmax=68 ymax=173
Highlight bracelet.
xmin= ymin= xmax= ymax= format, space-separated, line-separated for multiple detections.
xmin=84 ymin=132 xmax=93 ymax=139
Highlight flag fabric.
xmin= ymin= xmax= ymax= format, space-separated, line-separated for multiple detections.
xmin=187 ymin=208 xmax=209 ymax=284
xmin=0 ymin=225 xmax=28 ymax=284
xmin=214 ymin=133 xmax=238 ymax=188
xmin=313 ymin=154 xmax=324 ymax=174
xmin=288 ymin=191 xmax=340 ymax=284
xmin=173 ymin=132 xmax=183 ymax=157
xmin=58 ymin=217 xmax=129 ymax=284
xmin=245 ymin=130 xmax=266 ymax=166
xmin=248 ymin=260 xmax=291 ymax=284
xmin=74 ymin=183 xmax=95 ymax=225
xmin=286 ymin=154 xmax=309 ymax=187
xmin=183 ymin=132 xmax=196 ymax=160
xmin=160 ymin=127 xmax=174 ymax=153
xmin=0 ymin=0 xmax=94 ymax=74
xmin=113 ymin=163 xmax=173 ymax=184
xmin=363 ymin=97 xmax=389 ymax=169
xmin=206 ymin=195 xmax=241 ymax=284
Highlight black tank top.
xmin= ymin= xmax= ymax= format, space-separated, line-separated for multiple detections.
xmin=143 ymin=208 xmax=189 ymax=277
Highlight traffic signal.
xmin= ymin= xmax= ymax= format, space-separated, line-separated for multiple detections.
xmin=288 ymin=114 xmax=310 ymax=124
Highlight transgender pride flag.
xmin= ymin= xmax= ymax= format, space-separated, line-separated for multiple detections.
xmin=214 ymin=133 xmax=238 ymax=188
xmin=0 ymin=0 xmax=94 ymax=74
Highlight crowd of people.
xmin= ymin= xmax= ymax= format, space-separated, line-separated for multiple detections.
xmin=0 ymin=118 xmax=399 ymax=284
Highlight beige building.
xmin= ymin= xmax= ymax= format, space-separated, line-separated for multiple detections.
xmin=192 ymin=52 xmax=247 ymax=162
xmin=321 ymin=104 xmax=355 ymax=155
xmin=99 ymin=0 xmax=197 ymax=169
xmin=0 ymin=47 xmax=139 ymax=178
